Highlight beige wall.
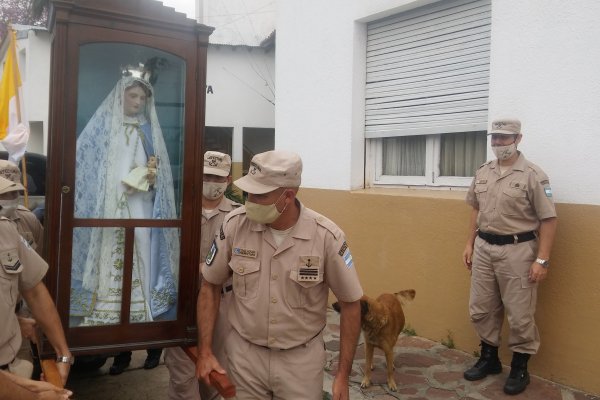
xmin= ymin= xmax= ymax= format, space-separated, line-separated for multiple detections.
xmin=299 ymin=187 xmax=600 ymax=394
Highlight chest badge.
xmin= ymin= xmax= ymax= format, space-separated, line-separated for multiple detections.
xmin=298 ymin=256 xmax=320 ymax=282
xmin=1 ymin=249 xmax=22 ymax=273
xmin=233 ymin=248 xmax=257 ymax=258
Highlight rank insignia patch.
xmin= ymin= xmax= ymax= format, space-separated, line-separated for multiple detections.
xmin=338 ymin=241 xmax=348 ymax=257
xmin=219 ymin=225 xmax=225 ymax=240
xmin=0 ymin=249 xmax=22 ymax=273
xmin=298 ymin=256 xmax=320 ymax=281
xmin=206 ymin=240 xmax=218 ymax=266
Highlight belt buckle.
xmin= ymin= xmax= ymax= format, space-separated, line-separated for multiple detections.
xmin=513 ymin=234 xmax=519 ymax=245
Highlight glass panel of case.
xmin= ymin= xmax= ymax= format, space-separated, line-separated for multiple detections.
xmin=70 ymin=43 xmax=185 ymax=327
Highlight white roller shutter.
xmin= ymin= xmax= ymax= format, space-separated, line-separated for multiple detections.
xmin=365 ymin=0 xmax=491 ymax=139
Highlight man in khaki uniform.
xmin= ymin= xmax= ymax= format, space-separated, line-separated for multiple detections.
xmin=165 ymin=151 xmax=239 ymax=400
xmin=0 ymin=176 xmax=73 ymax=386
xmin=0 ymin=160 xmax=44 ymax=378
xmin=196 ymin=150 xmax=363 ymax=400
xmin=462 ymin=119 xmax=558 ymax=395
xmin=0 ymin=160 xmax=43 ymax=254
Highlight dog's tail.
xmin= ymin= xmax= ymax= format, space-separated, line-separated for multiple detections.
xmin=394 ymin=289 xmax=416 ymax=305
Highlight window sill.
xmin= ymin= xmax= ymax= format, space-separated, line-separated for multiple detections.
xmin=351 ymin=186 xmax=468 ymax=200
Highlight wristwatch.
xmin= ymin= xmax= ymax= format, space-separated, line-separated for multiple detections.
xmin=56 ymin=355 xmax=75 ymax=365
xmin=535 ymin=258 xmax=550 ymax=268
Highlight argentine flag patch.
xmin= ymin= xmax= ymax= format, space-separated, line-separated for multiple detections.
xmin=544 ymin=187 xmax=552 ymax=198
xmin=342 ymin=248 xmax=354 ymax=269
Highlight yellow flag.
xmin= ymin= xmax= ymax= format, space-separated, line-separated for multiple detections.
xmin=0 ymin=29 xmax=29 ymax=162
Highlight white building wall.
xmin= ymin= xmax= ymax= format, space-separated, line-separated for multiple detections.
xmin=22 ymin=30 xmax=51 ymax=155
xmin=205 ymin=44 xmax=275 ymax=161
xmin=276 ymin=1 xmax=366 ymax=190
xmin=276 ymin=0 xmax=600 ymax=205
xmin=487 ymin=1 xmax=600 ymax=206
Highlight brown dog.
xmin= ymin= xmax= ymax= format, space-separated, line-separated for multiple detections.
xmin=333 ymin=289 xmax=416 ymax=391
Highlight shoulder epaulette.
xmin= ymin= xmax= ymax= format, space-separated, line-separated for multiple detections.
xmin=17 ymin=205 xmax=29 ymax=211
xmin=314 ymin=213 xmax=342 ymax=241
xmin=224 ymin=206 xmax=246 ymax=223
xmin=478 ymin=160 xmax=492 ymax=170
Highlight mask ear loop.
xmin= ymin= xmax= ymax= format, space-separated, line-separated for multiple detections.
xmin=276 ymin=190 xmax=290 ymax=214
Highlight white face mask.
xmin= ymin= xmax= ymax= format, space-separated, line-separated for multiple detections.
xmin=245 ymin=191 xmax=288 ymax=224
xmin=0 ymin=198 xmax=19 ymax=219
xmin=203 ymin=181 xmax=228 ymax=200
xmin=492 ymin=143 xmax=517 ymax=161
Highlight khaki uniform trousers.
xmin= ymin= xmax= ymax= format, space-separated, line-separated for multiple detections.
xmin=226 ymin=328 xmax=326 ymax=400
xmin=165 ymin=292 xmax=233 ymax=400
xmin=469 ymin=236 xmax=540 ymax=354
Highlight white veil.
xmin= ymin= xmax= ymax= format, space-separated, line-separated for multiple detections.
xmin=71 ymin=76 xmax=180 ymax=320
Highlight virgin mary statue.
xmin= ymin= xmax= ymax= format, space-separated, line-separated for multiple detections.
xmin=70 ymin=75 xmax=179 ymax=325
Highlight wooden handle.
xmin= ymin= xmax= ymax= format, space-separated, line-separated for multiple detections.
xmin=40 ymin=359 xmax=63 ymax=388
xmin=209 ymin=370 xmax=236 ymax=398
xmin=33 ymin=327 xmax=63 ymax=388
xmin=182 ymin=346 xmax=236 ymax=398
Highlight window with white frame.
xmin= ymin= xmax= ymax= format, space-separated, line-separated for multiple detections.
xmin=365 ymin=0 xmax=491 ymax=187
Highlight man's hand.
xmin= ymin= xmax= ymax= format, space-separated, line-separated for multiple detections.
xmin=36 ymin=389 xmax=73 ymax=400
xmin=18 ymin=317 xmax=38 ymax=343
xmin=0 ymin=370 xmax=72 ymax=398
xmin=15 ymin=378 xmax=65 ymax=394
xmin=195 ymin=350 xmax=225 ymax=386
xmin=462 ymin=244 xmax=474 ymax=270
xmin=529 ymin=261 xmax=548 ymax=283
xmin=332 ymin=374 xmax=350 ymax=400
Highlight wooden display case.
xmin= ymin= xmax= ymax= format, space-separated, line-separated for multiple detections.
xmin=43 ymin=0 xmax=213 ymax=355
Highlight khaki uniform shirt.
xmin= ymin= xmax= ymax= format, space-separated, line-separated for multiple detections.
xmin=0 ymin=218 xmax=48 ymax=365
xmin=200 ymin=197 xmax=240 ymax=287
xmin=466 ymin=153 xmax=557 ymax=235
xmin=14 ymin=206 xmax=44 ymax=255
xmin=202 ymin=201 xmax=363 ymax=350
xmin=201 ymin=197 xmax=240 ymax=261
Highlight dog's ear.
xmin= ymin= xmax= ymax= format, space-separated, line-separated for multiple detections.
xmin=396 ymin=289 xmax=416 ymax=304
xmin=360 ymin=299 xmax=369 ymax=317
xmin=331 ymin=302 xmax=341 ymax=313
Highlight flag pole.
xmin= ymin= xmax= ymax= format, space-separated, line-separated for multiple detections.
xmin=8 ymin=27 xmax=29 ymax=208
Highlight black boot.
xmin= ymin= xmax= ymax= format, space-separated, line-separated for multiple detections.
xmin=464 ymin=341 xmax=502 ymax=381
xmin=504 ymin=352 xmax=531 ymax=395
xmin=143 ymin=348 xmax=162 ymax=370
xmin=109 ymin=351 xmax=132 ymax=375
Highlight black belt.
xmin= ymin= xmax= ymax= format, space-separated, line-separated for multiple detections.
xmin=255 ymin=327 xmax=324 ymax=352
xmin=478 ymin=230 xmax=536 ymax=246
xmin=221 ymin=285 xmax=233 ymax=294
